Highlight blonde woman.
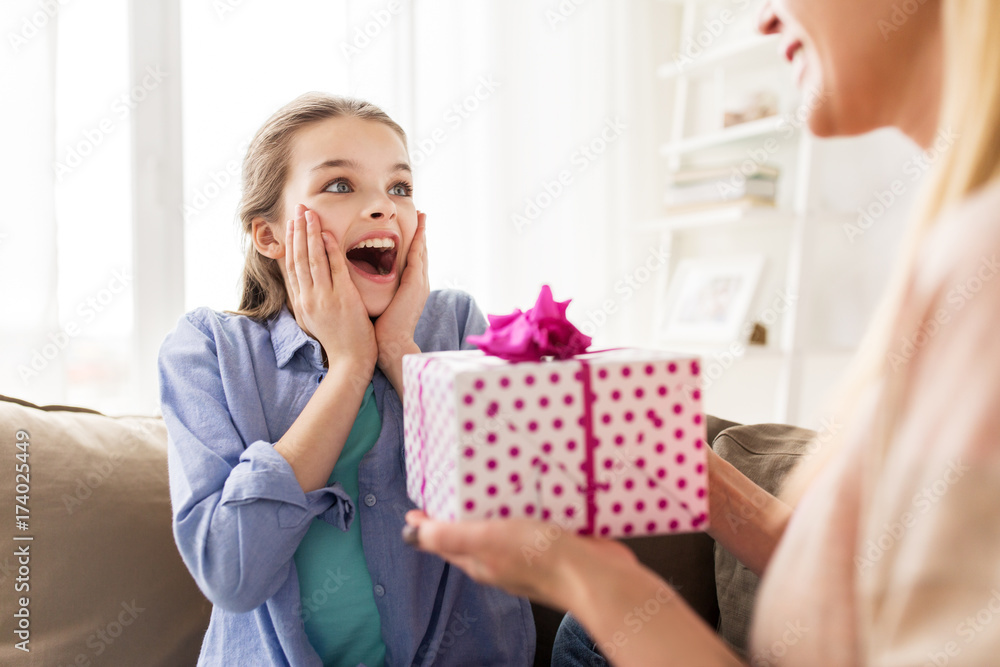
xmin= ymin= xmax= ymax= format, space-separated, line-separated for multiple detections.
xmin=159 ymin=95 xmax=533 ymax=666
xmin=404 ymin=0 xmax=1000 ymax=664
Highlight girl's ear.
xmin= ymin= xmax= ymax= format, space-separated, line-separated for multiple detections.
xmin=252 ymin=217 xmax=285 ymax=259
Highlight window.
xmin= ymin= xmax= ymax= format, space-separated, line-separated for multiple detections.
xmin=3 ymin=0 xmax=135 ymax=413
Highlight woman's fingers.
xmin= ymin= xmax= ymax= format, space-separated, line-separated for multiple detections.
xmin=405 ymin=510 xmax=527 ymax=563
xmin=403 ymin=511 xmax=565 ymax=602
xmin=403 ymin=513 xmax=496 ymax=578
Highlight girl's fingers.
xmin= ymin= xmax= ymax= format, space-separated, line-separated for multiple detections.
xmin=402 ymin=214 xmax=428 ymax=285
xmin=284 ymin=218 xmax=298 ymax=302
xmin=414 ymin=212 xmax=427 ymax=256
xmin=292 ymin=207 xmax=312 ymax=291
xmin=417 ymin=214 xmax=429 ymax=274
xmin=322 ymin=229 xmax=351 ymax=284
xmin=304 ymin=209 xmax=332 ymax=290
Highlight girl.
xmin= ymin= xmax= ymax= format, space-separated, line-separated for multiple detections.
xmin=405 ymin=0 xmax=1000 ymax=665
xmin=158 ymin=93 xmax=534 ymax=666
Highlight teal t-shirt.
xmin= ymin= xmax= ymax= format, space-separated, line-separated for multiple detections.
xmin=294 ymin=382 xmax=386 ymax=667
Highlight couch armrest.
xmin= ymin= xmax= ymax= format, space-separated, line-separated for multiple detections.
xmin=711 ymin=422 xmax=816 ymax=658
xmin=707 ymin=414 xmax=742 ymax=446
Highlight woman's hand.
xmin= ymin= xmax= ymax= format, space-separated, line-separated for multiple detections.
xmin=404 ymin=510 xmax=744 ymax=666
xmin=403 ymin=510 xmax=638 ymax=611
xmin=374 ymin=211 xmax=430 ymax=398
xmin=285 ymin=203 xmax=377 ymax=373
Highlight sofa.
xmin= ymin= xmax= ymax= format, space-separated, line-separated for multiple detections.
xmin=0 ymin=394 xmax=815 ymax=666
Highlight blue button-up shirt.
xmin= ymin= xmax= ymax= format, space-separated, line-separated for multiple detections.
xmin=158 ymin=290 xmax=535 ymax=666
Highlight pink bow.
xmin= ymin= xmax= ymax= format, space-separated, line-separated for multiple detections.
xmin=467 ymin=285 xmax=592 ymax=361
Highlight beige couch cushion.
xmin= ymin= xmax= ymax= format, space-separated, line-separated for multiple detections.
xmin=712 ymin=423 xmax=814 ymax=657
xmin=0 ymin=395 xmax=210 ymax=666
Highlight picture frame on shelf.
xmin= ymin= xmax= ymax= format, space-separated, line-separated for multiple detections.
xmin=657 ymin=255 xmax=765 ymax=344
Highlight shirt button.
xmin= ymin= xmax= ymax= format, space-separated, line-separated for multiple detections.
xmin=364 ymin=494 xmax=377 ymax=507
xmin=373 ymin=584 xmax=385 ymax=597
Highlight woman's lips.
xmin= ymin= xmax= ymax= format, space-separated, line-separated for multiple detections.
xmin=784 ymin=40 xmax=802 ymax=63
xmin=784 ymin=40 xmax=807 ymax=86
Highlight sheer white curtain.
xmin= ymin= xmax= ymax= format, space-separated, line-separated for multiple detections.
xmin=2 ymin=1 xmax=59 ymax=402
xmin=408 ymin=0 xmax=635 ymax=334
xmin=2 ymin=0 xmax=135 ymax=413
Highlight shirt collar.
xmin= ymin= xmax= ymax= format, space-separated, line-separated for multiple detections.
xmin=268 ymin=305 xmax=324 ymax=369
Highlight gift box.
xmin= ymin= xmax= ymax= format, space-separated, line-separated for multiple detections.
xmin=402 ymin=288 xmax=708 ymax=538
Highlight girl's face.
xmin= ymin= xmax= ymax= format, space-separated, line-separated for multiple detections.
xmin=759 ymin=0 xmax=941 ymax=141
xmin=277 ymin=116 xmax=416 ymax=318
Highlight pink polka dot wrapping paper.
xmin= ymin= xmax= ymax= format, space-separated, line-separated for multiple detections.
xmin=402 ymin=349 xmax=709 ymax=538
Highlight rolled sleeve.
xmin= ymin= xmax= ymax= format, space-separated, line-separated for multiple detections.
xmin=159 ymin=310 xmax=353 ymax=613
xmin=221 ymin=441 xmax=356 ymax=530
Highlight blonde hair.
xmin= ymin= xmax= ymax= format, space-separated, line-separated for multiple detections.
xmin=231 ymin=93 xmax=407 ymax=321
xmin=782 ymin=0 xmax=1000 ymax=504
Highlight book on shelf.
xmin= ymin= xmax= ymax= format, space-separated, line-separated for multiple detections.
xmin=662 ymin=196 xmax=777 ymax=218
xmin=666 ymin=162 xmax=780 ymax=186
xmin=664 ymin=162 xmax=780 ymax=211
xmin=664 ymin=177 xmax=776 ymax=207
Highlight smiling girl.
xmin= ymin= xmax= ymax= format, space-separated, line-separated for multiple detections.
xmin=158 ymin=93 xmax=534 ymax=666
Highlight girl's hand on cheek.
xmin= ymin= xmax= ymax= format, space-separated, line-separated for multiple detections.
xmin=374 ymin=211 xmax=429 ymax=389
xmin=285 ymin=204 xmax=377 ymax=373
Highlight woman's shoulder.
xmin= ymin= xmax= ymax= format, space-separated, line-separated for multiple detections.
xmin=914 ymin=180 xmax=1000 ymax=304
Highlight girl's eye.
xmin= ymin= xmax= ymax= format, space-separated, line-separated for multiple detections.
xmin=325 ymin=179 xmax=352 ymax=194
xmin=389 ymin=182 xmax=413 ymax=197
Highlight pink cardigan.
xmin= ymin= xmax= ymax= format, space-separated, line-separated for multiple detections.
xmin=750 ymin=179 xmax=1000 ymax=665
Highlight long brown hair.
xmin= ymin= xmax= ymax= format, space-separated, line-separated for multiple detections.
xmin=231 ymin=93 xmax=407 ymax=321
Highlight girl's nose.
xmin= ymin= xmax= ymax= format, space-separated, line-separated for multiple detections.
xmin=758 ymin=0 xmax=782 ymax=36
xmin=363 ymin=192 xmax=395 ymax=221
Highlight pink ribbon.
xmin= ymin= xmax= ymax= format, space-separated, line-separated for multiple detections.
xmin=466 ymin=285 xmax=592 ymax=362
xmin=416 ymin=358 xmax=435 ymax=509
xmin=577 ymin=357 xmax=602 ymax=535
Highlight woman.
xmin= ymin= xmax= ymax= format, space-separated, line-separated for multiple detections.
xmin=404 ymin=0 xmax=1000 ymax=664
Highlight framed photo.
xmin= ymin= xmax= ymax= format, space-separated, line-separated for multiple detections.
xmin=657 ymin=255 xmax=765 ymax=344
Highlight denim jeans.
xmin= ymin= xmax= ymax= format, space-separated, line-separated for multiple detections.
xmin=551 ymin=613 xmax=610 ymax=667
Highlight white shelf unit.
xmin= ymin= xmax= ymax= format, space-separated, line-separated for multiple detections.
xmin=659 ymin=114 xmax=787 ymax=156
xmin=647 ymin=0 xmax=824 ymax=424
xmin=656 ymin=33 xmax=779 ymax=79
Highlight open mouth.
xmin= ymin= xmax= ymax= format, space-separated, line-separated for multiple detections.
xmin=346 ymin=236 xmax=398 ymax=277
